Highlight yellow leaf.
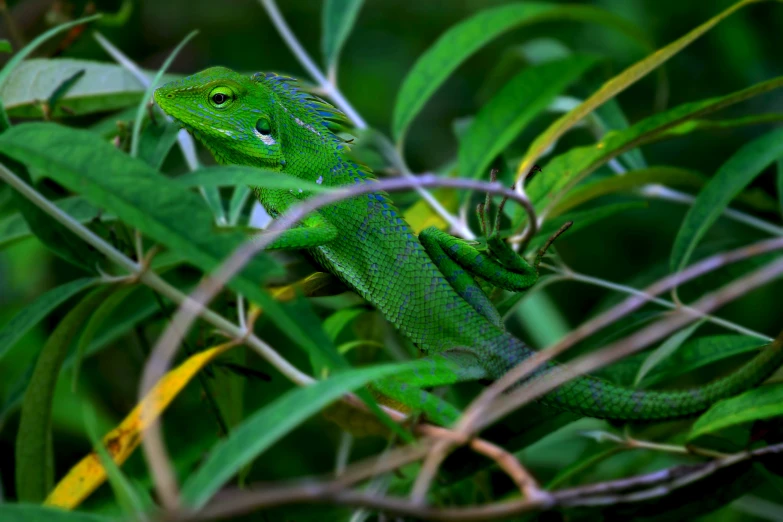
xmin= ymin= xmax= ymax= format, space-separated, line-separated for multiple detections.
xmin=45 ymin=270 xmax=335 ymax=510
xmin=45 ymin=341 xmax=236 ymax=509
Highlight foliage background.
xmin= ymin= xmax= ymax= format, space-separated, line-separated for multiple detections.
xmin=0 ymin=0 xmax=782 ymax=520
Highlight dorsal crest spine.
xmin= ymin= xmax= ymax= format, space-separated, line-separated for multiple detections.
xmin=252 ymin=72 xmax=352 ymax=139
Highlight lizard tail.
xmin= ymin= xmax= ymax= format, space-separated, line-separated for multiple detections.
xmin=494 ymin=332 xmax=783 ymax=421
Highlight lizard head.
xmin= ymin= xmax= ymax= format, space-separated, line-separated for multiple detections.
xmin=155 ymin=67 xmax=353 ymax=177
xmin=154 ymin=66 xmax=285 ymax=168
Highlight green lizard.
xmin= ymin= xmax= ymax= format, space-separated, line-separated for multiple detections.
xmin=154 ymin=67 xmax=783 ymax=422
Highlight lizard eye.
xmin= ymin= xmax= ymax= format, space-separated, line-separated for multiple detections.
xmin=255 ymin=117 xmax=272 ymax=135
xmin=208 ymin=86 xmax=234 ymax=108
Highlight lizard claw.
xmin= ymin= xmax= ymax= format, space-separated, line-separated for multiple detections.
xmin=476 ymin=168 xmax=514 ymax=241
xmin=534 ymin=221 xmax=573 ymax=270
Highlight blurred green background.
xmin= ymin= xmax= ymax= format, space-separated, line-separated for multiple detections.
xmin=1 ymin=0 xmax=782 ymax=516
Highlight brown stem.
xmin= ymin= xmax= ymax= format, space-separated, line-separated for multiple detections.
xmin=177 ymin=442 xmax=783 ymax=522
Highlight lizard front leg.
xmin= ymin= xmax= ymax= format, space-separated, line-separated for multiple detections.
xmin=251 ymin=212 xmax=338 ymax=250
xmin=248 ymin=187 xmax=339 ymax=250
xmin=419 ymin=176 xmax=570 ymax=326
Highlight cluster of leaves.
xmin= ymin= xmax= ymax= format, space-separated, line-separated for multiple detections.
xmin=1 ymin=1 xmax=783 ymax=521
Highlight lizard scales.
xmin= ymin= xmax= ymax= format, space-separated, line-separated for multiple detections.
xmin=155 ymin=67 xmax=783 ymax=422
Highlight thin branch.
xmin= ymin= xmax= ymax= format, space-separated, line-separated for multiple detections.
xmin=179 ymin=442 xmax=783 ymax=522
xmin=545 ymin=262 xmax=771 ymax=340
xmin=641 ymin=183 xmax=783 ymax=237
xmin=335 ymin=432 xmax=354 ymax=477
xmin=467 ymin=437 xmax=547 ymax=503
xmin=583 ymin=430 xmax=729 ymax=459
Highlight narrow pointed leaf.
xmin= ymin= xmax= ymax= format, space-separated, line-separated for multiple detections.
xmin=82 ymin=407 xmax=150 ymax=517
xmin=459 ymin=55 xmax=598 ymax=179
xmin=393 ymin=2 xmax=654 ymax=141
xmin=634 ymin=321 xmax=703 ymax=386
xmin=130 ymin=30 xmax=197 ymax=158
xmin=690 ymin=382 xmax=783 ymax=440
xmin=16 ymin=286 xmax=111 ymax=502
xmin=524 ymin=76 xmax=783 ymax=221
xmin=777 ymin=158 xmax=783 ymax=218
xmin=671 ymin=127 xmax=783 ymax=272
xmin=137 ymin=118 xmax=180 ymax=169
xmin=640 ymin=335 xmax=769 ymax=388
xmin=0 ymin=277 xmax=97 ymax=362
xmin=322 ymin=0 xmax=364 ymax=71
xmin=0 ymin=505 xmax=114 ymax=522
xmin=551 ymin=167 xmax=705 ymax=216
xmin=0 ymin=15 xmax=101 ymax=128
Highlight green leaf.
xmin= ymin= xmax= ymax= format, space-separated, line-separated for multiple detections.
xmin=15 ymin=286 xmax=111 ymax=502
xmin=524 ymin=75 xmax=783 ymax=221
xmin=1 ymin=59 xmax=176 ymax=118
xmin=777 ymin=158 xmax=783 ymax=218
xmin=661 ymin=113 xmax=783 ymax=139
xmin=0 ymin=122 xmax=328 ymax=372
xmin=0 ymin=277 xmax=97 ymax=363
xmin=459 ymin=55 xmax=598 ymax=179
xmin=514 ymin=0 xmax=764 ymax=183
xmin=227 ymin=185 xmax=251 ymax=225
xmin=137 ymin=118 xmax=180 ymax=169
xmin=47 ymin=69 xmax=86 ymax=112
xmin=0 ymin=15 xmax=101 ymax=128
xmin=592 ymin=97 xmax=647 ymax=171
xmin=1 ymin=286 xmax=163 ymax=422
xmin=322 ymin=0 xmax=364 ymax=72
xmin=527 ymin=201 xmax=648 ymax=252
xmin=180 ymin=360 xmax=434 ymax=509
xmin=130 ymin=30 xmax=197 ymax=158
xmin=634 ymin=320 xmax=703 ymax=386
xmin=639 ymin=335 xmax=768 ymax=388
xmin=670 ymin=126 xmax=783 ymax=272
xmin=83 ymin=406 xmax=151 ymax=517
xmin=7 ymin=171 xmax=105 ymax=273
xmin=323 ymin=308 xmax=365 ymax=342
xmin=281 ymin=296 xmax=413 ymax=442
xmin=0 ymin=39 xmax=12 ymax=53
xmin=392 ymin=2 xmax=654 ymax=142
xmin=690 ymin=382 xmax=783 ymax=440
xmin=71 ymin=286 xmax=133 ymax=390
xmin=507 ymin=289 xmax=571 ymax=348
xmin=545 ymin=446 xmax=624 ymax=489
xmin=0 ymin=505 xmax=114 ymax=522
xmin=551 ymin=167 xmax=705 ymax=216
xmin=174 ymin=165 xmax=330 ymax=193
